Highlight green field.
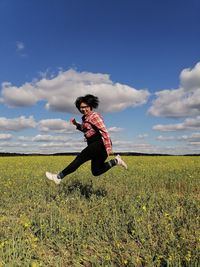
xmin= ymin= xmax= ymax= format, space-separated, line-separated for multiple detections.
xmin=0 ymin=156 xmax=199 ymax=267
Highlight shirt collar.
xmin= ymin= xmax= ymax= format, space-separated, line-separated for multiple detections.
xmin=82 ymin=110 xmax=93 ymax=120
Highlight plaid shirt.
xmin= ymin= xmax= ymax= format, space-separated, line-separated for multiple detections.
xmin=76 ymin=111 xmax=112 ymax=155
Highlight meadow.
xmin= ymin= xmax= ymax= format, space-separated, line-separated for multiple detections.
xmin=0 ymin=155 xmax=199 ymax=267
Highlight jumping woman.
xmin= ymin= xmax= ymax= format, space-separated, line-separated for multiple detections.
xmin=46 ymin=94 xmax=127 ymax=184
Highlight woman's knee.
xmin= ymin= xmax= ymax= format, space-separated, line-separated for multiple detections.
xmin=91 ymin=168 xmax=101 ymax=176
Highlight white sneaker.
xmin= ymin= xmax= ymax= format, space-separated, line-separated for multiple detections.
xmin=45 ymin=172 xmax=61 ymax=185
xmin=115 ymin=154 xmax=128 ymax=169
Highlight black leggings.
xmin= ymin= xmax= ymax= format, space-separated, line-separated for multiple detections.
xmin=59 ymin=139 xmax=116 ymax=178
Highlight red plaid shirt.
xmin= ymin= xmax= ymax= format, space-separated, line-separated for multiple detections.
xmin=76 ymin=111 xmax=112 ymax=155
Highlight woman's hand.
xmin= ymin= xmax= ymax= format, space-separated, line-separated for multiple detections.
xmin=107 ymin=149 xmax=113 ymax=156
xmin=70 ymin=118 xmax=77 ymax=126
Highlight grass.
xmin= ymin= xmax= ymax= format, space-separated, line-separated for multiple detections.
xmin=0 ymin=155 xmax=199 ymax=266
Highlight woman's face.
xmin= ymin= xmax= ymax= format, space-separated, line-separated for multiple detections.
xmin=79 ymin=102 xmax=92 ymax=115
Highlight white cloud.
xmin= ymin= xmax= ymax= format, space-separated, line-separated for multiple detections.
xmin=148 ymin=62 xmax=200 ymax=117
xmin=18 ymin=134 xmax=74 ymax=142
xmin=153 ymin=115 xmax=200 ymax=132
xmin=137 ymin=133 xmax=149 ymax=139
xmin=0 ymin=116 xmax=36 ymax=131
xmin=0 ymin=133 xmax=13 ymax=140
xmin=2 ymin=82 xmax=38 ymax=107
xmin=156 ymin=135 xmax=176 ymax=141
xmin=16 ymin=41 xmax=25 ymax=51
xmin=153 ymin=123 xmax=186 ymax=132
xmin=112 ymin=140 xmax=182 ymax=154
xmin=37 ymin=140 xmax=85 ymax=153
xmin=184 ymin=116 xmax=200 ymax=128
xmin=38 ymin=119 xmax=75 ymax=133
xmin=0 ymin=141 xmax=29 ymax=153
xmin=189 ymin=141 xmax=200 ymax=145
xmin=0 ymin=138 xmax=85 ymax=154
xmin=112 ymin=140 xmax=155 ymax=153
xmin=156 ymin=132 xmax=200 ymax=146
xmin=16 ymin=41 xmax=27 ymax=57
xmin=39 ymin=140 xmax=83 ymax=148
xmin=1 ymin=69 xmax=150 ymax=113
xmin=108 ymin=127 xmax=124 ymax=133
xmin=180 ymin=62 xmax=200 ymax=91
xmin=177 ymin=132 xmax=200 ymax=142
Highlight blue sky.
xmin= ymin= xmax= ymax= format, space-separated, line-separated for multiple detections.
xmin=0 ymin=0 xmax=200 ymax=154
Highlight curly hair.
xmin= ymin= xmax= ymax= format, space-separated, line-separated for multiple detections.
xmin=75 ymin=94 xmax=99 ymax=110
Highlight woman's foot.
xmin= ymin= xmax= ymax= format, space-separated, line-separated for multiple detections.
xmin=45 ymin=172 xmax=61 ymax=185
xmin=115 ymin=155 xmax=128 ymax=169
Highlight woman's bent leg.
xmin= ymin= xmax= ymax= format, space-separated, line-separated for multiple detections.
xmin=91 ymin=142 xmax=117 ymax=176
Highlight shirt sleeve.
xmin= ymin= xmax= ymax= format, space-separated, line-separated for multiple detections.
xmin=90 ymin=113 xmax=112 ymax=155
